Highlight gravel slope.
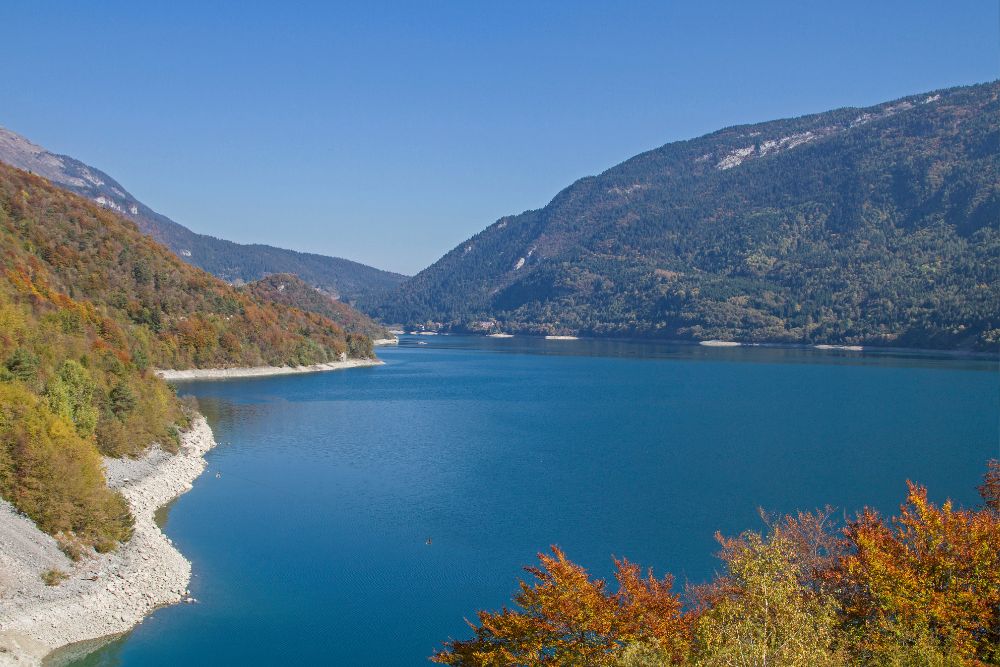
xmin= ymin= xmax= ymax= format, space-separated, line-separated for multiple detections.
xmin=0 ymin=417 xmax=216 ymax=666
xmin=155 ymin=358 xmax=383 ymax=381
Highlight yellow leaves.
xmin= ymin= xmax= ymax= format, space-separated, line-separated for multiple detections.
xmin=0 ymin=300 xmax=29 ymax=349
xmin=0 ymin=279 xmax=185 ymax=545
xmin=693 ymin=533 xmax=843 ymax=666
xmin=5 ymin=266 xmax=47 ymax=300
xmin=0 ymin=384 xmax=133 ymax=547
xmin=45 ymin=410 xmax=77 ymax=441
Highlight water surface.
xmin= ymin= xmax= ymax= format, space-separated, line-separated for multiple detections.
xmin=68 ymin=337 xmax=999 ymax=666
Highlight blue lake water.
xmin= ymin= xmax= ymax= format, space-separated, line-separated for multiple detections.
xmin=66 ymin=337 xmax=998 ymax=666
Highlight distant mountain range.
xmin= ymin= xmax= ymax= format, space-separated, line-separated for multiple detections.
xmin=0 ymin=127 xmax=407 ymax=305
xmin=375 ymin=82 xmax=999 ymax=351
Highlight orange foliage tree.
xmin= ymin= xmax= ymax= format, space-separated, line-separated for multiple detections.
xmin=832 ymin=477 xmax=1000 ymax=663
xmin=432 ymin=546 xmax=690 ymax=666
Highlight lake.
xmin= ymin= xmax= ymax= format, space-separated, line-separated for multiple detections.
xmin=66 ymin=337 xmax=998 ymax=666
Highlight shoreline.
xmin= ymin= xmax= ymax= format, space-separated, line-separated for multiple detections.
xmin=155 ymin=358 xmax=383 ymax=381
xmin=0 ymin=417 xmax=216 ymax=666
xmin=400 ymin=332 xmax=996 ymax=359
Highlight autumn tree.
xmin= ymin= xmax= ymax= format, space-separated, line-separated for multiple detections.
xmin=346 ymin=332 xmax=374 ymax=359
xmin=690 ymin=531 xmax=844 ymax=667
xmin=0 ymin=384 xmax=133 ymax=550
xmin=434 ymin=466 xmax=1000 ymax=667
xmin=432 ymin=546 xmax=690 ymax=666
xmin=831 ymin=481 xmax=1000 ymax=664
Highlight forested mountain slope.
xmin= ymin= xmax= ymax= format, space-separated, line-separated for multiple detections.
xmin=0 ymin=127 xmax=407 ymax=304
xmin=244 ymin=273 xmax=390 ymax=342
xmin=376 ymin=82 xmax=999 ymax=350
xmin=0 ymin=162 xmax=371 ymax=550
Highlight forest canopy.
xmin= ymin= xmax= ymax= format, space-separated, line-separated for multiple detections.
xmin=378 ymin=82 xmax=999 ymax=351
xmin=0 ymin=162 xmax=373 ymax=549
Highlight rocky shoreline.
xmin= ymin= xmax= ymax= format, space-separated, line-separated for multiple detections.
xmin=0 ymin=417 xmax=217 ymax=666
xmin=155 ymin=358 xmax=383 ymax=381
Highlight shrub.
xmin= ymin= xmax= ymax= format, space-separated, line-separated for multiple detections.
xmin=41 ymin=568 xmax=68 ymax=586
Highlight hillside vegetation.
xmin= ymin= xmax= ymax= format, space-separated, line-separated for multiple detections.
xmin=377 ymin=82 xmax=999 ymax=351
xmin=0 ymin=162 xmax=370 ymax=550
xmin=0 ymin=126 xmax=408 ymax=305
xmin=244 ymin=273 xmax=390 ymax=343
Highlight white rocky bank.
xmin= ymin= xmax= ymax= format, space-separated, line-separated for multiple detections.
xmin=0 ymin=417 xmax=216 ymax=666
xmin=155 ymin=357 xmax=383 ymax=381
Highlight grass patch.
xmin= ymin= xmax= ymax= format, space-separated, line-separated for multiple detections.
xmin=41 ymin=568 xmax=69 ymax=586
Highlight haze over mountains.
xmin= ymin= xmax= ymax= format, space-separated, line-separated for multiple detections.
xmin=0 ymin=127 xmax=406 ymax=305
xmin=374 ymin=82 xmax=999 ymax=351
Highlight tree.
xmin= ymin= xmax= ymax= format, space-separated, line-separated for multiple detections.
xmin=45 ymin=360 xmax=98 ymax=436
xmin=433 ymin=465 xmax=1000 ymax=666
xmin=432 ymin=546 xmax=689 ymax=666
xmin=980 ymin=459 xmax=999 ymax=513
xmin=5 ymin=347 xmax=39 ymax=382
xmin=690 ymin=532 xmax=844 ymax=666
xmin=346 ymin=333 xmax=374 ymax=359
xmin=109 ymin=381 xmax=137 ymax=419
xmin=0 ymin=384 xmax=132 ymax=550
xmin=831 ymin=482 xmax=1000 ymax=663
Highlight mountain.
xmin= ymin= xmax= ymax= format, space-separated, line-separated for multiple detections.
xmin=375 ymin=82 xmax=999 ymax=351
xmin=0 ymin=161 xmax=373 ymax=549
xmin=244 ymin=273 xmax=390 ymax=341
xmin=0 ymin=127 xmax=407 ymax=304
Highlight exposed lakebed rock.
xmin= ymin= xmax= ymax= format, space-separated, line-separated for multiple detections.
xmin=0 ymin=417 xmax=216 ymax=666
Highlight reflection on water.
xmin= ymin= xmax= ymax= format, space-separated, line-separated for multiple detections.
xmin=152 ymin=497 xmax=178 ymax=531
xmin=44 ymin=634 xmax=125 ymax=667
xmin=395 ymin=333 xmax=998 ymax=371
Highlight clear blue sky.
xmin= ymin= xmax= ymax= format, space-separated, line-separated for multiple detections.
xmin=1 ymin=1 xmax=996 ymax=274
